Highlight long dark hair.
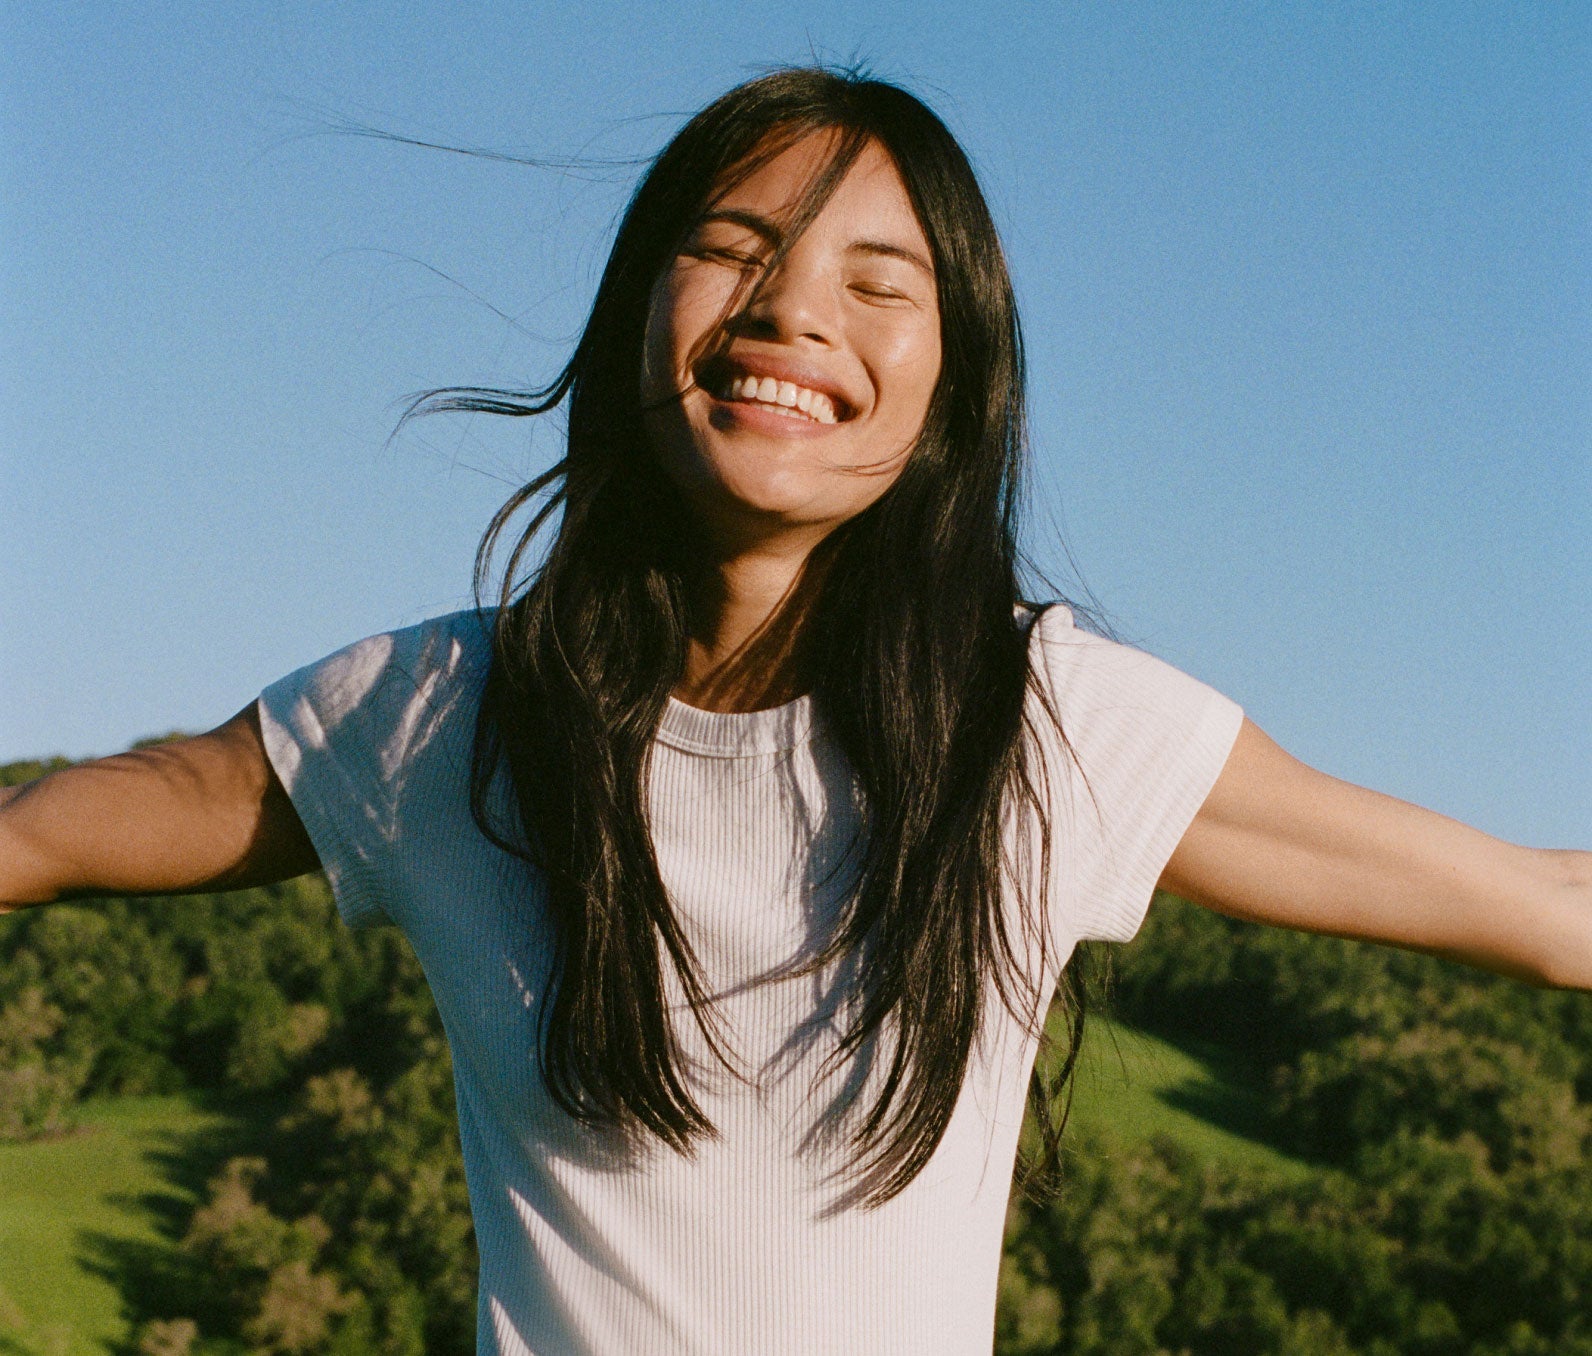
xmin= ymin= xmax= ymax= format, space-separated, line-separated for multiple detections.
xmin=414 ymin=66 xmax=1088 ymax=1206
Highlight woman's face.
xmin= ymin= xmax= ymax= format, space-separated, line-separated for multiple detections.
xmin=640 ymin=132 xmax=942 ymax=554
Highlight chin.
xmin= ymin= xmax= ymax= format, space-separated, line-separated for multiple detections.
xmin=648 ymin=419 xmax=880 ymax=542
xmin=675 ymin=468 xmax=839 ymax=540
xmin=715 ymin=477 xmax=832 ymax=525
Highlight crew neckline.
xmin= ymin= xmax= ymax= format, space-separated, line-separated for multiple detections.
xmin=656 ymin=691 xmax=818 ymax=757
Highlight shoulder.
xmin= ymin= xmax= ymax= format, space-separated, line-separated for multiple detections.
xmin=263 ymin=610 xmax=491 ymax=723
xmin=1017 ymin=598 xmax=1243 ymax=778
xmin=1014 ymin=601 xmax=1246 ymax=945
xmin=254 ymin=610 xmax=495 ymax=929
xmin=1019 ymin=600 xmax=1178 ymax=696
xmin=257 ymin=609 xmax=493 ymax=789
xmin=1023 ymin=599 xmax=1198 ymax=684
xmin=298 ymin=607 xmax=490 ymax=693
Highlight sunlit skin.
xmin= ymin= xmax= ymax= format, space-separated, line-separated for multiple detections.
xmin=640 ymin=133 xmax=941 ymax=709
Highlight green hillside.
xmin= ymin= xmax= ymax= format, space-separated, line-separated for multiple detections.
xmin=0 ymin=1022 xmax=1296 ymax=1354
xmin=0 ymin=1095 xmax=231 ymax=1356
xmin=1068 ymin=1017 xmax=1311 ymax=1181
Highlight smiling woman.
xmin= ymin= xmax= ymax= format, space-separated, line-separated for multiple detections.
xmin=0 ymin=64 xmax=1588 ymax=1356
xmin=640 ymin=131 xmax=946 ymax=708
xmin=640 ymin=135 xmax=942 ymax=540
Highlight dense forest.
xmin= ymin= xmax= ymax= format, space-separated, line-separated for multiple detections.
xmin=1 ymin=754 xmax=1589 ymax=1354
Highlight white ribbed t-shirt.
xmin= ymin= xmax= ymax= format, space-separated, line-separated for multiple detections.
xmin=258 ymin=603 xmax=1242 ymax=1355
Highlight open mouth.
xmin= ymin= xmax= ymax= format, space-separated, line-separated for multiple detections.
xmin=695 ymin=355 xmax=852 ymax=425
xmin=719 ymin=373 xmax=839 ymax=424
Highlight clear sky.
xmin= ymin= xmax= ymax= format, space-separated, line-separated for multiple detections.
xmin=2 ymin=2 xmax=1587 ymax=845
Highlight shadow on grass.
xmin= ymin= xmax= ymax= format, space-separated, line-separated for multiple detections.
xmin=1155 ymin=1072 xmax=1277 ymax=1146
xmin=1096 ymin=1020 xmax=1318 ymax=1171
xmin=73 ymin=1091 xmax=290 ymax=1352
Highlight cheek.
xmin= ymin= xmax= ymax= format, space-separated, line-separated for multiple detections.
xmin=881 ymin=326 xmax=942 ymax=424
xmin=918 ymin=335 xmax=944 ymax=407
xmin=641 ymin=263 xmax=740 ymax=400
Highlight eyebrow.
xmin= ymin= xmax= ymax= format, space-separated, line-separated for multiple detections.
xmin=694 ymin=209 xmax=935 ymax=278
xmin=850 ymin=238 xmax=935 ymax=277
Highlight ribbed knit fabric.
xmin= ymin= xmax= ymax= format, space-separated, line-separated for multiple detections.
xmin=258 ymin=604 xmax=1242 ymax=1355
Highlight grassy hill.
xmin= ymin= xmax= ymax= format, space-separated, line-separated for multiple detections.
xmin=1067 ymin=1016 xmax=1311 ymax=1181
xmin=0 ymin=1095 xmax=235 ymax=1356
xmin=0 ymin=1020 xmax=1308 ymax=1354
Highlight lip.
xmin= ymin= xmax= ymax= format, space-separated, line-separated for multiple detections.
xmin=694 ymin=349 xmax=859 ymax=422
xmin=705 ymin=397 xmax=840 ymax=439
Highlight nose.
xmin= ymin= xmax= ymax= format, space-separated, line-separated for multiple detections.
xmin=728 ymin=251 xmax=837 ymax=347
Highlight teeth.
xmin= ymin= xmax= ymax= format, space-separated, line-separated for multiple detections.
xmin=724 ymin=374 xmax=839 ymax=424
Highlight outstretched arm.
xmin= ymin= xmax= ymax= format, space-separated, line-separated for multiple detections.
xmin=1161 ymin=718 xmax=1592 ymax=989
xmin=0 ymin=704 xmax=321 ymax=910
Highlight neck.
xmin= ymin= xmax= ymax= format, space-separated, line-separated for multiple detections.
xmin=674 ymin=535 xmax=834 ymax=713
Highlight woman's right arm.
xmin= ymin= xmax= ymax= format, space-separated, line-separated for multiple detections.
xmin=0 ymin=704 xmax=322 ymax=911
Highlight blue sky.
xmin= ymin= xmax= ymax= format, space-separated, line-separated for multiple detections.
xmin=2 ymin=2 xmax=1587 ymax=845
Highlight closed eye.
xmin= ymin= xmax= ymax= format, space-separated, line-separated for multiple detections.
xmin=847 ymin=275 xmax=928 ymax=307
xmin=702 ymin=248 xmax=765 ymax=268
xmin=679 ymin=243 xmax=770 ymax=276
xmin=850 ymin=281 xmax=908 ymax=300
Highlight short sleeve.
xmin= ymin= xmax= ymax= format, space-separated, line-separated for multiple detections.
xmin=256 ymin=611 xmax=489 ymax=929
xmin=1025 ymin=604 xmax=1243 ymax=946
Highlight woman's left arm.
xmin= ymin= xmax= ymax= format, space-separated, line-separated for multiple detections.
xmin=1160 ymin=718 xmax=1592 ymax=989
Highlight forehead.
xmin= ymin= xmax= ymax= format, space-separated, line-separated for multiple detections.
xmin=706 ymin=132 xmax=931 ymax=256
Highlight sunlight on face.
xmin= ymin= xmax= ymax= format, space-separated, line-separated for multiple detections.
xmin=641 ymin=133 xmax=942 ymax=556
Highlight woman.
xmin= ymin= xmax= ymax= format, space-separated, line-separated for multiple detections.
xmin=1 ymin=68 xmax=1587 ymax=1355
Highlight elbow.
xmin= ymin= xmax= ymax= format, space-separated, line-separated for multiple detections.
xmin=0 ymin=898 xmax=47 ymax=917
xmin=1521 ymin=848 xmax=1592 ymax=991
xmin=1531 ymin=962 xmax=1592 ymax=994
xmin=1531 ymin=949 xmax=1592 ymax=994
xmin=0 ymin=871 xmax=64 ymax=912
xmin=0 ymin=819 xmax=70 ymax=912
xmin=0 ymin=876 xmax=60 ymax=912
xmin=1543 ymin=846 xmax=1592 ymax=892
